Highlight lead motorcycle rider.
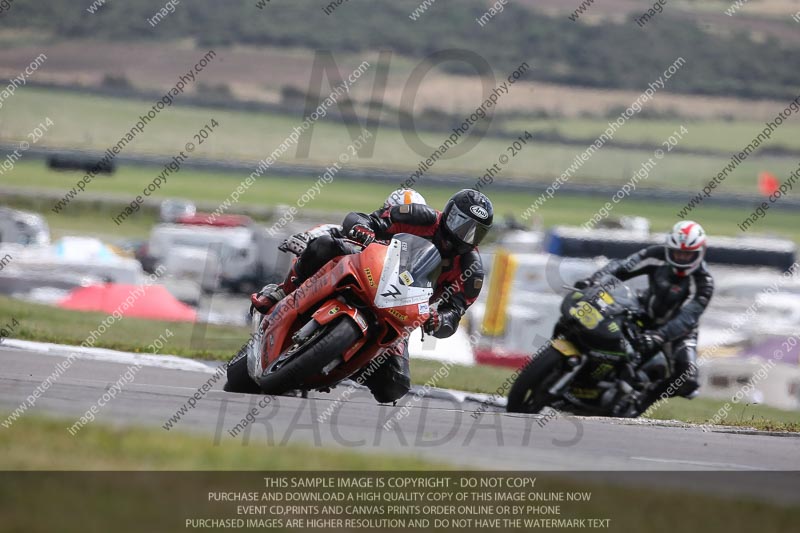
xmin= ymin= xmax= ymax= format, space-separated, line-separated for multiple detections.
xmin=272 ymin=188 xmax=427 ymax=258
xmin=575 ymin=220 xmax=714 ymax=406
xmin=251 ymin=188 xmax=493 ymax=404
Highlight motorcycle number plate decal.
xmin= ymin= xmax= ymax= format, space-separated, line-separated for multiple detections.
xmin=569 ymin=301 xmax=603 ymax=330
xmin=375 ymin=237 xmax=433 ymax=308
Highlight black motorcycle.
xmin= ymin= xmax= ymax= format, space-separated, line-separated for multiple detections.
xmin=506 ymin=276 xmax=670 ymax=418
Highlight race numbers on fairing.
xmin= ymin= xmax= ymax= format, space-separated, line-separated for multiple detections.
xmin=569 ymin=302 xmax=603 ymax=330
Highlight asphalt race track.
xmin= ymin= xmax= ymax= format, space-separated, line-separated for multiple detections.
xmin=2 ymin=345 xmax=799 ymax=502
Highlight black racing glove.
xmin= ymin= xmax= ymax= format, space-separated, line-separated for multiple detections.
xmin=632 ymin=330 xmax=665 ymax=356
xmin=278 ymin=232 xmax=311 ymax=256
xmin=422 ymin=308 xmax=441 ymax=335
xmin=349 ymin=224 xmax=376 ymax=246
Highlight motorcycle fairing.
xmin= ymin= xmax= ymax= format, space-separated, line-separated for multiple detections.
xmin=311 ymin=298 xmax=370 ymax=361
xmin=552 ymin=338 xmax=580 ymax=356
xmin=251 ymin=234 xmax=438 ymax=388
xmin=254 ymin=256 xmax=355 ymax=376
xmin=374 ymin=237 xmax=434 ymax=309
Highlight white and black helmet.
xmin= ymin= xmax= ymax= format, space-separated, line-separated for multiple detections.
xmin=665 ymin=220 xmax=707 ymax=275
xmin=442 ymin=189 xmax=493 ymax=252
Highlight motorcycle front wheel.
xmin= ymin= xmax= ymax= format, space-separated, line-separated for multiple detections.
xmin=506 ymin=346 xmax=565 ymax=414
xmin=257 ymin=317 xmax=361 ymax=396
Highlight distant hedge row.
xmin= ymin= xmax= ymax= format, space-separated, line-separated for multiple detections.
xmin=7 ymin=0 xmax=800 ymax=100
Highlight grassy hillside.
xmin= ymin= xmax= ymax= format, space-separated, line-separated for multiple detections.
xmin=4 ymin=88 xmax=799 ymax=194
xmin=5 ymin=0 xmax=800 ymax=100
xmin=502 ymin=117 xmax=800 ymax=155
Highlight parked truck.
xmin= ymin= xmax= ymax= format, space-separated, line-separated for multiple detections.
xmin=141 ymin=217 xmax=291 ymax=294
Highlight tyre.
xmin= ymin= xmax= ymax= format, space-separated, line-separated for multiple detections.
xmin=223 ymin=344 xmax=261 ymax=394
xmin=257 ymin=317 xmax=361 ymax=396
xmin=506 ymin=346 xmax=565 ymax=414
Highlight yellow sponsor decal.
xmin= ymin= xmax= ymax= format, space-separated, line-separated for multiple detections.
xmin=399 ymin=270 xmax=414 ymax=286
xmin=329 ymin=306 xmax=340 ymax=315
xmin=570 ymin=387 xmax=600 ymax=399
xmin=598 ymin=290 xmax=615 ymax=305
xmin=364 ymin=268 xmax=375 ymax=287
xmin=591 ymin=363 xmax=614 ymax=379
xmin=569 ymin=301 xmax=603 ymax=330
xmin=552 ymin=338 xmax=580 ymax=356
xmin=388 ymin=309 xmax=408 ymax=321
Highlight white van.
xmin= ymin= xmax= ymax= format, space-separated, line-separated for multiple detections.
xmin=146 ymin=223 xmax=290 ymax=293
xmin=0 ymin=207 xmax=50 ymax=246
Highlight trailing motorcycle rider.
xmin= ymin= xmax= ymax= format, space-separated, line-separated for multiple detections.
xmin=575 ymin=221 xmax=714 ymax=406
xmin=251 ymin=188 xmax=491 ymax=404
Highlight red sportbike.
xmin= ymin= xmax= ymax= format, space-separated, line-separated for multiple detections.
xmin=224 ymin=234 xmax=440 ymax=395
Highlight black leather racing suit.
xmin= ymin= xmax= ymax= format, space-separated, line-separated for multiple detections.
xmin=590 ymin=245 xmax=714 ymax=400
xmin=286 ymin=203 xmax=484 ymax=403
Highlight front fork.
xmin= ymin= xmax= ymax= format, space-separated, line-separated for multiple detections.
xmin=547 ymin=355 xmax=587 ymax=397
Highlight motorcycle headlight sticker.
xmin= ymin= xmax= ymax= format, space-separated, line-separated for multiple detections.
xmin=399 ymin=270 xmax=414 ymax=286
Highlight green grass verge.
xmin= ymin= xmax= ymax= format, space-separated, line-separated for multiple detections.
xmin=1 ymin=418 xmax=799 ymax=533
xmin=6 ymin=160 xmax=800 ymax=243
xmin=1 ymin=294 xmax=508 ymax=389
xmin=3 ymin=295 xmax=798 ymax=431
xmin=646 ymin=396 xmax=800 ymax=432
xmin=5 ymin=86 xmax=799 ymax=192
xmin=0 ymin=415 xmax=445 ymax=470
xmin=409 ymin=358 xmax=512 ymax=394
xmin=0 ymin=294 xmax=246 ymax=359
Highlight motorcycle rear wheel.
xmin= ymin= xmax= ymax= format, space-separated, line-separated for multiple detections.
xmin=506 ymin=346 xmax=564 ymax=414
xmin=258 ymin=317 xmax=361 ymax=396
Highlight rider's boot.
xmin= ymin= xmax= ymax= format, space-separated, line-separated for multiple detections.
xmin=680 ymin=389 xmax=700 ymax=400
xmin=250 ymin=263 xmax=303 ymax=316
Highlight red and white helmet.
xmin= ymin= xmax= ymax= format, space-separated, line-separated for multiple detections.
xmin=665 ymin=221 xmax=707 ymax=275
xmin=385 ymin=189 xmax=426 ymax=208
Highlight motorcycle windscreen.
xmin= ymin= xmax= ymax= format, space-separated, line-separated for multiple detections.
xmin=374 ymin=233 xmax=439 ymax=309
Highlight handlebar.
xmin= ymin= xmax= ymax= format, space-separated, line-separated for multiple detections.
xmin=342 ymin=237 xmax=390 ymax=248
xmin=621 ymin=309 xmax=643 ymax=339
